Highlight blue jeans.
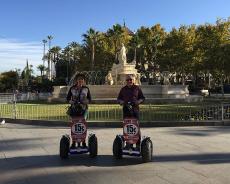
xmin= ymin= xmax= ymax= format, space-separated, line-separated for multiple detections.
xmin=83 ymin=110 xmax=88 ymax=120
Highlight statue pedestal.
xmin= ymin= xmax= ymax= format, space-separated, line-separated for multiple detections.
xmin=109 ymin=63 xmax=140 ymax=85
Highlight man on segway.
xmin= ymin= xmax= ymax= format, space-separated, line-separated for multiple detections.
xmin=66 ymin=74 xmax=92 ymax=149
xmin=117 ymin=74 xmax=145 ymax=150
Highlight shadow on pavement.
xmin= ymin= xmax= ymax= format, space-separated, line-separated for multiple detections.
xmin=0 ymin=154 xmax=143 ymax=172
xmin=1 ymin=153 xmax=230 ymax=184
xmin=1 ymin=166 xmax=149 ymax=184
xmin=1 ymin=152 xmax=230 ymax=173
xmin=1 ymin=151 xmax=230 ymax=184
xmin=169 ymin=126 xmax=230 ymax=136
xmin=0 ymin=137 xmax=56 ymax=151
xmin=154 ymin=153 xmax=230 ymax=164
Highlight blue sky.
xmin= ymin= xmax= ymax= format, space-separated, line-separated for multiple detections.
xmin=0 ymin=0 xmax=229 ymax=74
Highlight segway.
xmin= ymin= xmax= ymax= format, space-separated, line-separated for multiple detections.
xmin=59 ymin=103 xmax=98 ymax=159
xmin=113 ymin=102 xmax=153 ymax=162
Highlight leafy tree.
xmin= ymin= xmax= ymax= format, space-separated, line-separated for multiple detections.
xmin=161 ymin=25 xmax=196 ymax=84
xmin=36 ymin=19 xmax=230 ymax=88
xmin=0 ymin=71 xmax=18 ymax=92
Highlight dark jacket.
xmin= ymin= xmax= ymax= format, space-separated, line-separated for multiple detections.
xmin=117 ymin=85 xmax=145 ymax=112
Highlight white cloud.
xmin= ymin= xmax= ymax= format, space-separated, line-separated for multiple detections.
xmin=0 ymin=38 xmax=44 ymax=75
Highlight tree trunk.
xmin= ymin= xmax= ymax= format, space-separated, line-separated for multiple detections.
xmin=114 ymin=41 xmax=117 ymax=63
xmin=91 ymin=44 xmax=95 ymax=70
xmin=221 ymin=73 xmax=224 ymax=97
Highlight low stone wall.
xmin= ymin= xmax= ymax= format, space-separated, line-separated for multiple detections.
xmin=50 ymin=85 xmax=191 ymax=103
xmin=141 ymin=85 xmax=189 ymax=98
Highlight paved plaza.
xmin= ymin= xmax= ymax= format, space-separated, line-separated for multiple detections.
xmin=1 ymin=123 xmax=230 ymax=184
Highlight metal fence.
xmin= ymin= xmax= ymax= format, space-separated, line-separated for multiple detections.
xmin=1 ymin=100 xmax=230 ymax=122
xmin=0 ymin=93 xmax=14 ymax=103
xmin=0 ymin=92 xmax=51 ymax=102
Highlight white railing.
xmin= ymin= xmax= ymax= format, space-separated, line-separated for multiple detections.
xmin=0 ymin=102 xmax=230 ymax=122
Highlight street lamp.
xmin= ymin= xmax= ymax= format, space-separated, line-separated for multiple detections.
xmin=143 ymin=63 xmax=149 ymax=83
xmin=133 ymin=30 xmax=137 ymax=62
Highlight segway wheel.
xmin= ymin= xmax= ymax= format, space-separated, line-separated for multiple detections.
xmin=59 ymin=135 xmax=70 ymax=159
xmin=141 ymin=138 xmax=153 ymax=163
xmin=88 ymin=134 xmax=98 ymax=158
xmin=113 ymin=136 xmax=123 ymax=159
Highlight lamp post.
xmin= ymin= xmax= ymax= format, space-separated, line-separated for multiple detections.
xmin=144 ymin=63 xmax=149 ymax=84
xmin=133 ymin=30 xmax=137 ymax=62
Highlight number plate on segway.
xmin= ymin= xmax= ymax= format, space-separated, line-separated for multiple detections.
xmin=123 ymin=118 xmax=140 ymax=144
xmin=71 ymin=117 xmax=87 ymax=142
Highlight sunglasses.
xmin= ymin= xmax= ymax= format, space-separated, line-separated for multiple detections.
xmin=126 ymin=79 xmax=133 ymax=81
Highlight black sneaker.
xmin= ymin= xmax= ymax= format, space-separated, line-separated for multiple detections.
xmin=70 ymin=143 xmax=76 ymax=149
xmin=135 ymin=145 xmax=140 ymax=151
xmin=124 ymin=144 xmax=129 ymax=150
xmin=82 ymin=142 xmax=87 ymax=148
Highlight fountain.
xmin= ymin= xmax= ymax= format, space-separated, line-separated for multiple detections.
xmin=50 ymin=44 xmax=201 ymax=103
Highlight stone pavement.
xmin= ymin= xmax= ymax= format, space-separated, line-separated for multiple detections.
xmin=1 ymin=123 xmax=230 ymax=184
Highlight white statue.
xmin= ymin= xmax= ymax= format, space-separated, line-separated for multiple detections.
xmin=130 ymin=59 xmax=136 ymax=65
xmin=105 ymin=72 xmax=114 ymax=85
xmin=118 ymin=43 xmax=127 ymax=65
xmin=162 ymin=71 xmax=171 ymax=85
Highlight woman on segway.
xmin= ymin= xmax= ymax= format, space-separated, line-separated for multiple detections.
xmin=66 ymin=74 xmax=92 ymax=149
xmin=117 ymin=74 xmax=145 ymax=149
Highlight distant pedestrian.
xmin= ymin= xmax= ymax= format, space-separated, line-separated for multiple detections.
xmin=0 ymin=119 xmax=5 ymax=125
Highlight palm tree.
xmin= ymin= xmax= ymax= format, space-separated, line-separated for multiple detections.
xmin=50 ymin=46 xmax=61 ymax=64
xmin=42 ymin=39 xmax=47 ymax=66
xmin=62 ymin=46 xmax=72 ymax=82
xmin=37 ymin=64 xmax=46 ymax=77
xmin=107 ymin=24 xmax=124 ymax=62
xmin=50 ymin=46 xmax=61 ymax=79
xmin=69 ymin=42 xmax=81 ymax=62
xmin=47 ymin=35 xmax=53 ymax=50
xmin=47 ymin=35 xmax=53 ymax=80
xmin=82 ymin=28 xmax=99 ymax=70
